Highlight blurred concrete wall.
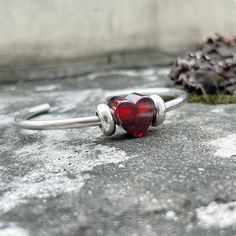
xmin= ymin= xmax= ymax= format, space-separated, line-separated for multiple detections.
xmin=0 ymin=0 xmax=236 ymax=65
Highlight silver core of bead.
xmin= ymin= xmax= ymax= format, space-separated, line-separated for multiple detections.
xmin=149 ymin=94 xmax=166 ymax=126
xmin=96 ymin=104 xmax=116 ymax=136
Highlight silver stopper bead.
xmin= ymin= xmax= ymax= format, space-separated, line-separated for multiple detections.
xmin=149 ymin=94 xmax=166 ymax=126
xmin=96 ymin=104 xmax=116 ymax=136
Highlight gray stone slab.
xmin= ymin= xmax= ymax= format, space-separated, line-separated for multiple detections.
xmin=0 ymin=66 xmax=236 ymax=236
xmin=0 ymin=51 xmax=174 ymax=82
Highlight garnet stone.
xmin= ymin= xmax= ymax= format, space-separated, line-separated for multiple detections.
xmin=108 ymin=93 xmax=157 ymax=138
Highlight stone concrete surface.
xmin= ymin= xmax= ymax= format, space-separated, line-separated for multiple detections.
xmin=0 ymin=0 xmax=236 ymax=66
xmin=0 ymin=66 xmax=236 ymax=236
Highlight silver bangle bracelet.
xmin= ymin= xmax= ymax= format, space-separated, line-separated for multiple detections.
xmin=15 ymin=88 xmax=188 ymax=138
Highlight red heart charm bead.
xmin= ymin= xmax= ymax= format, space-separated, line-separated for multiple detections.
xmin=108 ymin=93 xmax=157 ymax=138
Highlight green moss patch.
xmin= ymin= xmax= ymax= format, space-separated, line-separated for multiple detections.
xmin=189 ymin=93 xmax=236 ymax=104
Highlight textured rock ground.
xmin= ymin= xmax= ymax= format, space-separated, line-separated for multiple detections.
xmin=0 ymin=65 xmax=236 ymax=236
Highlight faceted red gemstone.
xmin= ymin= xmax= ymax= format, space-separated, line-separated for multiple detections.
xmin=108 ymin=93 xmax=157 ymax=138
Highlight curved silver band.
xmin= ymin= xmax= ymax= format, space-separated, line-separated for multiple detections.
xmin=15 ymin=88 xmax=187 ymax=130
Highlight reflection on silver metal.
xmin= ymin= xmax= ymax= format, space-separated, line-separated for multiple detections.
xmin=15 ymin=87 xmax=188 ymax=134
xmin=149 ymin=94 xmax=166 ymax=126
xmin=96 ymin=104 xmax=116 ymax=136
xmin=15 ymin=103 xmax=101 ymax=130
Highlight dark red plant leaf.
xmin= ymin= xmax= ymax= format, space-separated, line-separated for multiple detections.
xmin=170 ymin=34 xmax=236 ymax=96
